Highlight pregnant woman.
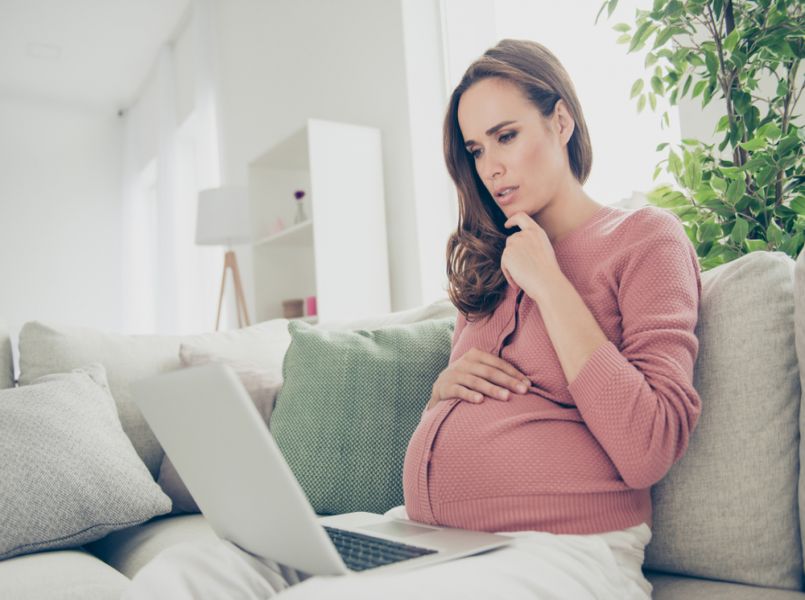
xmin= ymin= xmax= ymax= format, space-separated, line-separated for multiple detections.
xmin=126 ymin=39 xmax=702 ymax=600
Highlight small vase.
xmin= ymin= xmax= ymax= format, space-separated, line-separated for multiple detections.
xmin=293 ymin=200 xmax=308 ymax=225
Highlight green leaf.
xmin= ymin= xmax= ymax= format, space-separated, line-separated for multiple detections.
xmin=630 ymin=79 xmax=644 ymax=99
xmin=725 ymin=179 xmax=746 ymax=204
xmin=613 ymin=22 xmax=631 ymax=32
xmin=790 ymin=196 xmax=805 ymax=215
xmin=656 ymin=142 xmax=669 ymax=151
xmin=645 ymin=52 xmax=658 ymax=68
xmin=681 ymin=74 xmax=692 ymax=98
xmin=730 ymin=217 xmax=749 ymax=244
xmin=616 ymin=33 xmax=631 ymax=44
xmin=744 ymin=239 xmax=767 ymax=252
xmin=649 ymin=93 xmax=657 ymax=111
xmin=668 ymin=150 xmax=682 ymax=177
xmin=710 ymin=176 xmax=726 ymax=193
xmin=651 ymin=75 xmax=664 ymax=94
xmin=637 ymin=94 xmax=646 ymax=113
xmin=723 ymin=29 xmax=740 ymax=53
xmin=629 ymin=21 xmax=653 ymax=52
xmin=698 ymin=220 xmax=723 ymax=242
xmin=767 ymin=221 xmax=784 ymax=245
xmin=692 ymin=80 xmax=707 ymax=98
xmin=715 ymin=115 xmax=730 ymax=133
xmin=739 ymin=136 xmax=767 ymax=151
xmin=653 ymin=26 xmax=676 ymax=49
xmin=704 ymin=51 xmax=718 ymax=77
xmin=595 ymin=0 xmax=609 ymax=24
xmin=757 ymin=122 xmax=782 ymax=141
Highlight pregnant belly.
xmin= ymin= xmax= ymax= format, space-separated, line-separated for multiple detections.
xmin=425 ymin=395 xmax=625 ymax=503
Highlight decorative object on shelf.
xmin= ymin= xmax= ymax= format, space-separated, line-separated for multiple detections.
xmin=282 ymin=299 xmax=304 ymax=319
xmin=305 ymin=295 xmax=317 ymax=317
xmin=293 ymin=189 xmax=308 ymax=224
xmin=273 ymin=217 xmax=285 ymax=234
xmin=196 ymin=186 xmax=252 ymax=331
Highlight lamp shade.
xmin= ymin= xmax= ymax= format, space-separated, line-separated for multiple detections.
xmin=196 ymin=186 xmax=252 ymax=246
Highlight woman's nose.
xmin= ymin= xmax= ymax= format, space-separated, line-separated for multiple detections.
xmin=480 ymin=153 xmax=504 ymax=183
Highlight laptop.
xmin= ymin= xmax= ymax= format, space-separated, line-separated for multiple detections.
xmin=132 ymin=363 xmax=512 ymax=577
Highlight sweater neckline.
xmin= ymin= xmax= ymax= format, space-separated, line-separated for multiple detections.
xmin=552 ymin=204 xmax=617 ymax=250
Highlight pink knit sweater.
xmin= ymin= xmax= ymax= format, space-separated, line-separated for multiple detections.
xmin=402 ymin=204 xmax=702 ymax=535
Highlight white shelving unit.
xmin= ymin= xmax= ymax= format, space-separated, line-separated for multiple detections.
xmin=249 ymin=119 xmax=391 ymax=323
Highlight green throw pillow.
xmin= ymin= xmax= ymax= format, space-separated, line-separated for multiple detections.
xmin=270 ymin=318 xmax=454 ymax=515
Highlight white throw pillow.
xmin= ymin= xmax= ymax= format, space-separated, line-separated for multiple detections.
xmin=18 ymin=319 xmax=291 ymax=476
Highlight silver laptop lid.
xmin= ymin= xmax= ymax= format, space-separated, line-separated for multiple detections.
xmin=133 ymin=363 xmax=349 ymax=576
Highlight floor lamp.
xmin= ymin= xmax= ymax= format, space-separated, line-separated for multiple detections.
xmin=196 ymin=186 xmax=252 ymax=331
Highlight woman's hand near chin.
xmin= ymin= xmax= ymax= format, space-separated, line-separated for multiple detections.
xmin=425 ymin=347 xmax=531 ymax=411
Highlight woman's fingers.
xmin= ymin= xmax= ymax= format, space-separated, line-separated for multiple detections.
xmin=465 ymin=349 xmax=531 ymax=393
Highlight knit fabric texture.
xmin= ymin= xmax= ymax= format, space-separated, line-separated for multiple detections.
xmin=270 ymin=318 xmax=454 ymax=515
xmin=403 ymin=205 xmax=703 ymax=535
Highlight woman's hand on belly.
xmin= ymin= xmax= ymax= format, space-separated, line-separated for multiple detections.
xmin=425 ymin=347 xmax=531 ymax=411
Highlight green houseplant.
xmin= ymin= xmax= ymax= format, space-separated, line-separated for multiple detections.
xmin=597 ymin=0 xmax=804 ymax=270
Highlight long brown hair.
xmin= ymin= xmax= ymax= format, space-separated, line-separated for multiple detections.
xmin=445 ymin=39 xmax=592 ymax=320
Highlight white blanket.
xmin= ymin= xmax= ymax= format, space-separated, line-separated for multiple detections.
xmin=124 ymin=506 xmax=653 ymax=600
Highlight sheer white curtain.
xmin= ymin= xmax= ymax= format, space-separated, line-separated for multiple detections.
xmin=120 ymin=0 xmax=222 ymax=334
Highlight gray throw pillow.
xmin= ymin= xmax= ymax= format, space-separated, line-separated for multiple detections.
xmin=795 ymin=246 xmax=805 ymax=585
xmin=0 ymin=364 xmax=171 ymax=560
xmin=270 ymin=318 xmax=454 ymax=516
xmin=644 ymin=251 xmax=802 ymax=589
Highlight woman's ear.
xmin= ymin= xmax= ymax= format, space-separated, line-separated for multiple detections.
xmin=553 ymin=99 xmax=575 ymax=146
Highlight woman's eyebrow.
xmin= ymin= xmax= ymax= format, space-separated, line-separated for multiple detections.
xmin=464 ymin=120 xmax=518 ymax=147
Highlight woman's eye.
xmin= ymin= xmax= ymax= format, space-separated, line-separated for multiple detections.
xmin=469 ymin=148 xmax=482 ymax=159
xmin=499 ymin=131 xmax=516 ymax=143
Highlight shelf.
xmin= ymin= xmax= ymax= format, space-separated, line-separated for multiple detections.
xmin=253 ymin=220 xmax=313 ymax=247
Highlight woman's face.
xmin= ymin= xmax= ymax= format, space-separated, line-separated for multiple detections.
xmin=457 ymin=77 xmax=571 ymax=219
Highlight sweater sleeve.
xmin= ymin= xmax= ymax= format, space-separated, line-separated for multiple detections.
xmin=567 ymin=218 xmax=703 ymax=490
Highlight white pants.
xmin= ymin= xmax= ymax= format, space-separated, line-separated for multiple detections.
xmin=124 ymin=506 xmax=653 ymax=600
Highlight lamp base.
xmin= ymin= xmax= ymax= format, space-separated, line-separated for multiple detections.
xmin=215 ymin=250 xmax=251 ymax=331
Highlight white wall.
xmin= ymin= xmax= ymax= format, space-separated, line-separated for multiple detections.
xmin=0 ymin=92 xmax=123 ymax=359
xmin=212 ymin=0 xmax=424 ymax=313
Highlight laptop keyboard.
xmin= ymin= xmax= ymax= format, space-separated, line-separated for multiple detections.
xmin=323 ymin=526 xmax=438 ymax=572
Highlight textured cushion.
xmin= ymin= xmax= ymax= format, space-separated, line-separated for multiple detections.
xmin=270 ymin=318 xmax=454 ymax=515
xmin=0 ymin=321 xmax=13 ymax=389
xmin=646 ymin=570 xmax=805 ymax=600
xmin=644 ymin=251 xmax=802 ymax=589
xmin=0 ymin=550 xmax=129 ymax=600
xmin=17 ymin=318 xmax=291 ymax=476
xmin=795 ymin=246 xmax=805 ymax=585
xmin=157 ymin=347 xmax=283 ymax=514
xmin=0 ymin=365 xmax=171 ymax=560
xmin=87 ymin=514 xmax=218 ymax=579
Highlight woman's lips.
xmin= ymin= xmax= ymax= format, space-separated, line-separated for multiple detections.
xmin=495 ymin=186 xmax=519 ymax=206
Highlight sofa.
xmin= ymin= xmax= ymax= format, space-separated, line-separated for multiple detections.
xmin=1 ymin=246 xmax=805 ymax=599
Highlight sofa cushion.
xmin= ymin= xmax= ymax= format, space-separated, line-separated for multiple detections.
xmin=17 ymin=318 xmax=291 ymax=476
xmin=0 ymin=550 xmax=129 ymax=600
xmin=87 ymin=514 xmax=218 ymax=579
xmin=315 ymin=297 xmax=457 ymax=331
xmin=646 ymin=570 xmax=805 ymax=600
xmin=270 ymin=318 xmax=455 ymax=515
xmin=795 ymin=245 xmax=805 ymax=586
xmin=644 ymin=251 xmax=802 ymax=590
xmin=0 ymin=365 xmax=171 ymax=560
xmin=0 ymin=321 xmax=13 ymax=389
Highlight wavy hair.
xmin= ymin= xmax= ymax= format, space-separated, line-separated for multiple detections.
xmin=444 ymin=39 xmax=592 ymax=320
